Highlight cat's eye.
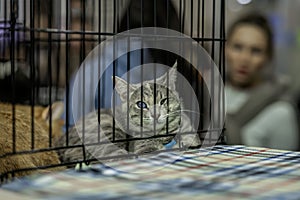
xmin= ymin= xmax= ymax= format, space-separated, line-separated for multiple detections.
xmin=160 ymin=98 xmax=168 ymax=105
xmin=136 ymin=101 xmax=148 ymax=109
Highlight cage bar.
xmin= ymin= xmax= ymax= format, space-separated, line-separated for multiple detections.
xmin=0 ymin=0 xmax=225 ymax=182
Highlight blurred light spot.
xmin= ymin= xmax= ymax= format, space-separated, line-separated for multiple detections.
xmin=237 ymin=0 xmax=252 ymax=5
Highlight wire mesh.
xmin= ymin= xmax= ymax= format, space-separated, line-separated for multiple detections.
xmin=0 ymin=0 xmax=225 ymax=183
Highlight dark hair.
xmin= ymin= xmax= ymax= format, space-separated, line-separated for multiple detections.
xmin=227 ymin=12 xmax=274 ymax=60
xmin=118 ymin=0 xmax=180 ymax=32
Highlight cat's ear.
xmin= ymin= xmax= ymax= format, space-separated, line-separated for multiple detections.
xmin=41 ymin=101 xmax=64 ymax=121
xmin=113 ymin=76 xmax=135 ymax=102
xmin=156 ymin=61 xmax=177 ymax=91
xmin=41 ymin=102 xmax=65 ymax=139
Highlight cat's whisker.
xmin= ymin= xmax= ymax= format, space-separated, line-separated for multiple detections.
xmin=180 ymin=109 xmax=201 ymax=115
xmin=161 ymin=110 xmax=201 ymax=118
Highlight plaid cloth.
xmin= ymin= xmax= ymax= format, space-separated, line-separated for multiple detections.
xmin=1 ymin=145 xmax=300 ymax=200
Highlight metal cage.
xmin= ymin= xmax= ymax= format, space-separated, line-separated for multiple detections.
xmin=0 ymin=0 xmax=225 ymax=183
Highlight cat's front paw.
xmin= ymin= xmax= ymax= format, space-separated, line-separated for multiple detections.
xmin=135 ymin=146 xmax=160 ymax=155
xmin=180 ymin=134 xmax=201 ymax=148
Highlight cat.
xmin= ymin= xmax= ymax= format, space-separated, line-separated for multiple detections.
xmin=56 ymin=62 xmax=201 ymax=164
xmin=0 ymin=102 xmax=65 ymax=180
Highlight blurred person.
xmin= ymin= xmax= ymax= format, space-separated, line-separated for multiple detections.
xmin=225 ymin=12 xmax=299 ymax=150
xmin=31 ymin=0 xmax=96 ymax=87
xmin=31 ymin=0 xmax=96 ymax=105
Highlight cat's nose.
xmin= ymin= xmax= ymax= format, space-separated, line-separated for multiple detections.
xmin=151 ymin=112 xmax=160 ymax=120
xmin=150 ymin=106 xmax=161 ymax=121
xmin=151 ymin=110 xmax=160 ymax=120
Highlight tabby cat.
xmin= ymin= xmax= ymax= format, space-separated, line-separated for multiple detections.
xmin=0 ymin=102 xmax=64 ymax=179
xmin=57 ymin=62 xmax=201 ymax=164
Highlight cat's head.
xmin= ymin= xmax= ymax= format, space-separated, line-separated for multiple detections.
xmin=114 ymin=62 xmax=182 ymax=134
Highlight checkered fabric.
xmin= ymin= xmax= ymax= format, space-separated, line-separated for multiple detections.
xmin=1 ymin=145 xmax=300 ymax=200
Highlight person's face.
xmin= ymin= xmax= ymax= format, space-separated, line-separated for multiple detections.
xmin=226 ymin=24 xmax=269 ymax=88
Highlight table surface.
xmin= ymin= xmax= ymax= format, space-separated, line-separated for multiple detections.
xmin=1 ymin=145 xmax=300 ymax=200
